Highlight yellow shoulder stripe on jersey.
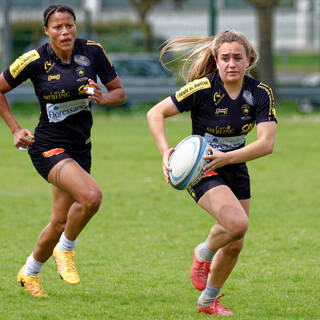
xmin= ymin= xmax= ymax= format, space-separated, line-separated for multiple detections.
xmin=175 ymin=77 xmax=211 ymax=102
xmin=257 ymin=82 xmax=276 ymax=117
xmin=9 ymin=50 xmax=40 ymax=79
xmin=86 ymin=40 xmax=113 ymax=66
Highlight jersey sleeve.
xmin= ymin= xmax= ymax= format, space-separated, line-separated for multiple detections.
xmin=3 ymin=49 xmax=40 ymax=88
xmin=255 ymin=82 xmax=277 ymax=124
xmin=171 ymin=77 xmax=211 ymax=112
xmin=87 ymin=41 xmax=118 ymax=85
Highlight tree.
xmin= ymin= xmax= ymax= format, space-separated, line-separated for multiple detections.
xmin=127 ymin=0 xmax=185 ymax=52
xmin=246 ymin=0 xmax=279 ymax=89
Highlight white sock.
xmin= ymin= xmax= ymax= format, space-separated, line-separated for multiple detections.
xmin=58 ymin=232 xmax=77 ymax=251
xmin=25 ymin=253 xmax=44 ymax=276
xmin=195 ymin=242 xmax=216 ymax=262
xmin=197 ymin=284 xmax=221 ymax=307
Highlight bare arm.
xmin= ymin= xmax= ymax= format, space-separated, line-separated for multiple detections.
xmin=85 ymin=77 xmax=126 ymax=106
xmin=0 ymin=73 xmax=34 ymax=149
xmin=203 ymin=121 xmax=277 ymax=173
xmin=147 ymin=97 xmax=179 ymax=181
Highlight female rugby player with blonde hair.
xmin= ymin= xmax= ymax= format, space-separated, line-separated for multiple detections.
xmin=147 ymin=30 xmax=276 ymax=316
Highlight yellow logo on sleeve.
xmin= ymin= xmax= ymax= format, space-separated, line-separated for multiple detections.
xmin=175 ymin=78 xmax=211 ymax=102
xmin=9 ymin=50 xmax=40 ymax=78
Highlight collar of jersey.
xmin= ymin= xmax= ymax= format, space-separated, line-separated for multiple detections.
xmin=47 ymin=43 xmax=73 ymax=65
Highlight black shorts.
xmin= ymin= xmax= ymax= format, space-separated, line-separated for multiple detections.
xmin=28 ymin=142 xmax=91 ymax=181
xmin=187 ymin=163 xmax=250 ymax=202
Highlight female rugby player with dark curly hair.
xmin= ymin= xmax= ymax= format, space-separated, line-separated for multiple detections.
xmin=0 ymin=3 xmax=126 ymax=297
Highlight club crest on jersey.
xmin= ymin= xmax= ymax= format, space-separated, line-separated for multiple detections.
xmin=74 ymin=55 xmax=90 ymax=66
xmin=213 ymin=90 xmax=225 ymax=105
xmin=241 ymin=104 xmax=252 ymax=120
xmin=76 ymin=66 xmax=85 ymax=77
xmin=42 ymin=148 xmax=65 ymax=157
xmin=215 ymin=107 xmax=228 ymax=116
xmin=241 ymin=104 xmax=250 ymax=115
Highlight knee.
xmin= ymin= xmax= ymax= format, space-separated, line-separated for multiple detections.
xmin=229 ymin=216 xmax=248 ymax=241
xmin=83 ymin=188 xmax=103 ymax=215
xmin=51 ymin=219 xmax=66 ymax=234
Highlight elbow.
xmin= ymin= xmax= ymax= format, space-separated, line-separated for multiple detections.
xmin=120 ymin=93 xmax=126 ymax=105
xmin=147 ymin=107 xmax=158 ymax=124
xmin=264 ymin=141 xmax=275 ymax=155
xmin=118 ymin=90 xmax=126 ymax=105
xmin=146 ymin=108 xmax=154 ymax=121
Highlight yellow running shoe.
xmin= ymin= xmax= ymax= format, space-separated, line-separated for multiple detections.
xmin=17 ymin=265 xmax=48 ymax=298
xmin=53 ymin=244 xmax=80 ymax=285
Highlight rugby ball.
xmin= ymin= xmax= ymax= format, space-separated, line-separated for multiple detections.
xmin=168 ymin=135 xmax=211 ymax=190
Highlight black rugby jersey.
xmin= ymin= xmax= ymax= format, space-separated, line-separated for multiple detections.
xmin=171 ymin=72 xmax=277 ymax=152
xmin=4 ymin=38 xmax=118 ymax=148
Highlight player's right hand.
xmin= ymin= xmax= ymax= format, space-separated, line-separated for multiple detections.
xmin=13 ymin=128 xmax=35 ymax=150
xmin=162 ymin=147 xmax=174 ymax=183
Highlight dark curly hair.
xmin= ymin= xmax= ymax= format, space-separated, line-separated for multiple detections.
xmin=43 ymin=3 xmax=76 ymax=27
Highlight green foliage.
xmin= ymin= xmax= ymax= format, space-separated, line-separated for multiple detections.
xmin=0 ymin=105 xmax=319 ymax=319
xmin=275 ymin=52 xmax=320 ymax=72
xmin=92 ymin=21 xmax=166 ymax=53
xmin=11 ymin=21 xmax=44 ymax=58
xmin=9 ymin=19 xmax=166 ymax=57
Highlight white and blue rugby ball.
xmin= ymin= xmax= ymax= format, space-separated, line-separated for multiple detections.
xmin=168 ymin=135 xmax=211 ymax=190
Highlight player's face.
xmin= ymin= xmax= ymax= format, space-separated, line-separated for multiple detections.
xmin=43 ymin=12 xmax=76 ymax=58
xmin=215 ymin=41 xmax=250 ymax=85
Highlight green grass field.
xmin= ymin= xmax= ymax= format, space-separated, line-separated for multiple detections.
xmin=0 ymin=103 xmax=319 ymax=319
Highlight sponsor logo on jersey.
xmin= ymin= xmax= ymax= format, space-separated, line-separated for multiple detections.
xmin=46 ymin=98 xmax=90 ymax=123
xmin=204 ymin=132 xmax=247 ymax=151
xmin=42 ymin=148 xmax=65 ymax=157
xmin=241 ymin=122 xmax=255 ymax=134
xmin=206 ymin=125 xmax=235 ymax=135
xmin=9 ymin=50 xmax=40 ymax=78
xmin=43 ymin=89 xmax=71 ymax=101
xmin=76 ymin=66 xmax=85 ymax=77
xmin=242 ymin=90 xmax=254 ymax=106
xmin=74 ymin=55 xmax=91 ymax=66
xmin=175 ymin=78 xmax=211 ymax=102
xmin=44 ymin=60 xmax=55 ymax=73
xmin=48 ymin=74 xmax=61 ymax=81
xmin=213 ymin=90 xmax=225 ymax=105
xmin=215 ymin=107 xmax=228 ymax=116
xmin=77 ymin=77 xmax=89 ymax=82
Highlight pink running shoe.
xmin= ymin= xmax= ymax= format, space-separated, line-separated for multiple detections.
xmin=190 ymin=249 xmax=211 ymax=291
xmin=198 ymin=294 xmax=234 ymax=316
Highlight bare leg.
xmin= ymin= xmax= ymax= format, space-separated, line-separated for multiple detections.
xmin=198 ymin=186 xmax=248 ymax=251
xmin=208 ymin=199 xmax=250 ymax=288
xmin=32 ymin=158 xmax=102 ymax=262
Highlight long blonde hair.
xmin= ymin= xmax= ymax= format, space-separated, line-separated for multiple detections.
xmin=160 ymin=30 xmax=258 ymax=82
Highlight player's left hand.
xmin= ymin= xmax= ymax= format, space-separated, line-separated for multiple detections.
xmin=202 ymin=146 xmax=229 ymax=174
xmin=85 ymin=79 xmax=103 ymax=104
